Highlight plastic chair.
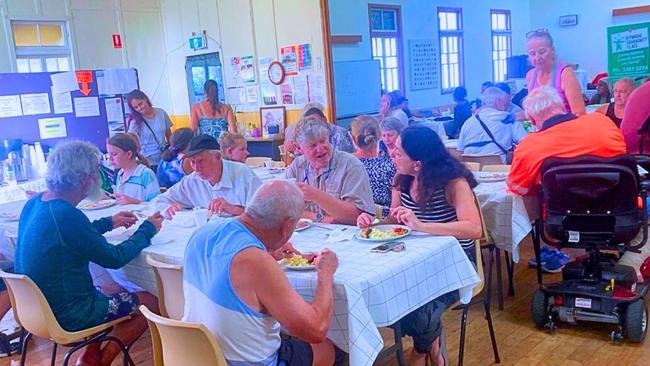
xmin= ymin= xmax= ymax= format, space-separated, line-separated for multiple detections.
xmin=464 ymin=162 xmax=480 ymax=172
xmin=481 ymin=165 xmax=511 ymax=172
xmin=461 ymin=154 xmax=503 ymax=170
xmin=0 ymin=270 xmax=134 ymax=366
xmin=146 ymin=256 xmax=184 ymax=320
xmin=245 ymin=157 xmax=272 ymax=167
xmin=140 ymin=305 xmax=228 ymax=366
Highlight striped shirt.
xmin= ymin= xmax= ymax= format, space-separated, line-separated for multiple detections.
xmin=400 ymin=186 xmax=476 ymax=263
xmin=115 ymin=164 xmax=160 ymax=202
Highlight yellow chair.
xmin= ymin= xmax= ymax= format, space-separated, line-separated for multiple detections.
xmin=140 ymin=305 xmax=228 ymax=366
xmin=464 ymin=162 xmax=480 ymax=172
xmin=481 ymin=164 xmax=511 ymax=172
xmin=461 ymin=154 xmax=503 ymax=170
xmin=145 ymin=256 xmax=184 ymax=320
xmin=0 ymin=270 xmax=134 ymax=366
xmin=245 ymin=157 xmax=272 ymax=167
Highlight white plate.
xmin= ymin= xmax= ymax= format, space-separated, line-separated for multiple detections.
xmin=294 ymin=218 xmax=313 ymax=232
xmin=355 ymin=224 xmax=411 ymax=242
xmin=79 ymin=199 xmax=117 ymax=210
xmin=477 ymin=172 xmax=507 ymax=183
xmin=0 ymin=212 xmax=19 ymax=222
xmin=279 ymin=263 xmax=316 ymax=271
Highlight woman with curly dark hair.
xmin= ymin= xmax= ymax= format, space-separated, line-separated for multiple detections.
xmin=357 ymin=125 xmax=481 ymax=366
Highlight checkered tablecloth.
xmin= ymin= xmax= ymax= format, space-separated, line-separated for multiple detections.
xmin=474 ymin=181 xmax=532 ymax=262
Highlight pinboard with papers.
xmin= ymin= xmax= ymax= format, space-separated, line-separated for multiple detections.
xmin=0 ymin=68 xmax=139 ymax=152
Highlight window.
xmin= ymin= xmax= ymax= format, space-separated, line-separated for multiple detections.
xmin=437 ymin=8 xmax=464 ymax=93
xmin=11 ymin=21 xmax=72 ymax=73
xmin=369 ymin=5 xmax=403 ymax=92
xmin=491 ymin=10 xmax=512 ymax=82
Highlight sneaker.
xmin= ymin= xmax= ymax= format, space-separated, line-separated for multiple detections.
xmin=528 ymin=246 xmax=557 ymax=267
xmin=541 ymin=251 xmax=569 ymax=273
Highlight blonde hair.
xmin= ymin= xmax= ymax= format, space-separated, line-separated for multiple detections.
xmin=219 ymin=132 xmax=247 ymax=160
xmin=351 ymin=115 xmax=380 ymax=150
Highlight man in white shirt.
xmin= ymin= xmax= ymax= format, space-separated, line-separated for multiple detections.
xmin=458 ymin=87 xmax=523 ymax=163
xmin=153 ymin=134 xmax=262 ymax=218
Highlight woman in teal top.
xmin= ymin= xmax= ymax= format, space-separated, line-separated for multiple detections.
xmin=14 ymin=141 xmax=163 ymax=366
xmin=190 ymin=79 xmax=238 ymax=139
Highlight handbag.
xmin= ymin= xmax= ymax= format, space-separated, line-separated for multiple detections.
xmin=475 ymin=114 xmax=515 ymax=164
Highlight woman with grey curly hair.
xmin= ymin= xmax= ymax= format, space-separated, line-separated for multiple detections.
xmin=15 ymin=140 xmax=164 ymax=365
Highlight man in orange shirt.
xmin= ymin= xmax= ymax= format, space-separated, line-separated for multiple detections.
xmin=508 ymin=86 xmax=627 ymax=196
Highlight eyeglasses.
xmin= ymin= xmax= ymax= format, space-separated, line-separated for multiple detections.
xmin=526 ymin=28 xmax=549 ymax=39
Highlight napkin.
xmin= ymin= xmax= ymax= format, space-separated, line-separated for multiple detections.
xmin=325 ymin=228 xmax=355 ymax=243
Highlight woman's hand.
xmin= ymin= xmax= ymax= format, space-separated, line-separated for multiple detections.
xmin=356 ymin=213 xmax=374 ymax=228
xmin=390 ymin=207 xmax=422 ymax=231
xmin=114 ymin=193 xmax=141 ymax=205
xmin=112 ymin=211 xmax=138 ymax=229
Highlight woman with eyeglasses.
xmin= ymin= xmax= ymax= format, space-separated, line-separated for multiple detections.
xmin=526 ymin=29 xmax=586 ymax=115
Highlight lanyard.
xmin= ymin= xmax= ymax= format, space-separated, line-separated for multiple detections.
xmin=302 ymin=154 xmax=334 ymax=214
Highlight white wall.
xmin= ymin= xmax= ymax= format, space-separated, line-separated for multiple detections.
xmin=0 ymin=0 xmax=173 ymax=112
xmin=328 ymin=0 xmax=531 ymax=110
xmin=529 ymin=0 xmax=650 ymax=80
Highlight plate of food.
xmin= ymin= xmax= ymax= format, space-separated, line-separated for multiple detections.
xmin=476 ymin=172 xmax=508 ymax=183
xmin=278 ymin=254 xmax=316 ymax=270
xmin=356 ymin=225 xmax=411 ymax=242
xmin=294 ymin=218 xmax=313 ymax=232
xmin=0 ymin=212 xmax=19 ymax=222
xmin=79 ymin=199 xmax=117 ymax=210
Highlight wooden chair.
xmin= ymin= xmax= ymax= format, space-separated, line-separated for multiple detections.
xmin=481 ymin=165 xmax=511 ymax=172
xmin=140 ymin=305 xmax=228 ymax=366
xmin=146 ymin=256 xmax=184 ymax=320
xmin=461 ymin=154 xmax=503 ymax=170
xmin=0 ymin=270 xmax=135 ymax=366
xmin=245 ymin=157 xmax=272 ymax=167
xmin=464 ymin=162 xmax=480 ymax=172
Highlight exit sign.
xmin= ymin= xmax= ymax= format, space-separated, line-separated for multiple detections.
xmin=189 ymin=34 xmax=207 ymax=50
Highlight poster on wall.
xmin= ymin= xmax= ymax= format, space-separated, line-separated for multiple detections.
xmin=607 ymin=22 xmax=650 ymax=82
xmin=297 ymin=43 xmax=312 ymax=71
xmin=280 ymin=82 xmax=294 ymax=104
xmin=231 ymin=56 xmax=256 ymax=85
xmin=38 ymin=117 xmax=67 ymax=139
xmin=293 ymin=75 xmax=309 ymax=104
xmin=280 ymin=46 xmax=298 ymax=76
xmin=259 ymin=56 xmax=278 ymax=105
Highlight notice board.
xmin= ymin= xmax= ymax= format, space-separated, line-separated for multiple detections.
xmin=333 ymin=60 xmax=381 ymax=119
xmin=607 ymin=22 xmax=650 ymax=83
xmin=0 ymin=69 xmax=138 ymax=152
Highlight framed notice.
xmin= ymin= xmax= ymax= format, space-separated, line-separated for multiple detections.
xmin=259 ymin=106 xmax=286 ymax=139
xmin=409 ymin=40 xmax=438 ymax=90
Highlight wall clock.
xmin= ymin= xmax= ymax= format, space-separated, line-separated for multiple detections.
xmin=268 ymin=61 xmax=286 ymax=85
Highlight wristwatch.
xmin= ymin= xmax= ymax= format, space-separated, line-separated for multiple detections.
xmin=315 ymin=211 xmax=324 ymax=223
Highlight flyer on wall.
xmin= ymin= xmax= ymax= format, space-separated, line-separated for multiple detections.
xmin=280 ymin=46 xmax=298 ymax=76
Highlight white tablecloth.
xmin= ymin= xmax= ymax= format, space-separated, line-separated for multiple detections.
xmin=411 ymin=118 xmax=448 ymax=137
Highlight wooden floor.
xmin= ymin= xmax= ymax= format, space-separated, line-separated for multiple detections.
xmin=2 ymin=237 xmax=649 ymax=365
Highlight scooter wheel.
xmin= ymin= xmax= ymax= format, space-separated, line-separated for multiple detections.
xmin=625 ymin=299 xmax=647 ymax=343
xmin=532 ymin=289 xmax=549 ymax=328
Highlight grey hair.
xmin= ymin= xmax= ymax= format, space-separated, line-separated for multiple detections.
xmin=614 ymin=77 xmax=636 ymax=90
xmin=523 ymin=86 xmax=565 ymax=118
xmin=480 ymin=87 xmax=508 ymax=108
xmin=379 ymin=117 xmax=404 ymax=134
xmin=295 ymin=118 xmax=331 ymax=145
xmin=300 ymin=102 xmax=325 ymax=117
xmin=245 ymin=180 xmax=304 ymax=229
xmin=46 ymin=141 xmax=101 ymax=193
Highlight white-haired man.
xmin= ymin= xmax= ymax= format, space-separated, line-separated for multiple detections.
xmin=183 ymin=180 xmax=341 ymax=365
xmin=508 ymin=86 xmax=626 ymax=196
xmin=287 ymin=119 xmax=375 ymax=225
xmin=153 ymin=134 xmax=262 ymax=217
xmin=457 ymin=87 xmax=523 ymax=162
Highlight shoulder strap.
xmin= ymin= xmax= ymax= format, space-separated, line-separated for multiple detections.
xmin=142 ymin=118 xmax=162 ymax=149
xmin=475 ymin=114 xmax=509 ymax=155
xmin=530 ymin=67 xmax=540 ymax=89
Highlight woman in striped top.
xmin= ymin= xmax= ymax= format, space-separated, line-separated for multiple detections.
xmin=357 ymin=125 xmax=481 ymax=366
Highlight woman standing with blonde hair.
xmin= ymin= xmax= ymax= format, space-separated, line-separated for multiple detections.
xmin=351 ymin=115 xmax=396 ymax=217
xmin=526 ymin=29 xmax=585 ymax=115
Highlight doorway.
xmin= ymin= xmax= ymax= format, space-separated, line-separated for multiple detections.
xmin=185 ymin=53 xmax=225 ymax=109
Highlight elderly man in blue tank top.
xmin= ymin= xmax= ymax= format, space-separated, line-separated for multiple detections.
xmin=183 ymin=180 xmax=343 ymax=366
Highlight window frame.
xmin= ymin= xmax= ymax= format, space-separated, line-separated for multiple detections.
xmin=490 ymin=9 xmax=512 ymax=82
xmin=10 ymin=20 xmax=73 ymax=73
xmin=368 ymin=4 xmax=405 ymax=93
xmin=437 ymin=7 xmax=465 ymax=94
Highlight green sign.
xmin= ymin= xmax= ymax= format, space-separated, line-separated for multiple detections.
xmin=607 ymin=22 xmax=650 ymax=82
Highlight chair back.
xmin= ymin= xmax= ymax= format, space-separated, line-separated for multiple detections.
xmin=540 ymin=155 xmax=644 ymax=248
xmin=481 ymin=165 xmax=510 ymax=172
xmin=464 ymin=162 xmax=480 ymax=172
xmin=472 ymin=194 xmax=488 ymax=297
xmin=146 ymin=256 xmax=184 ymax=320
xmin=447 ymin=146 xmax=462 ymax=160
xmin=140 ymin=305 xmax=228 ymax=366
xmin=0 ymin=270 xmax=69 ymax=341
xmin=462 ymin=154 xmax=503 ymax=170
xmin=245 ymin=157 xmax=272 ymax=167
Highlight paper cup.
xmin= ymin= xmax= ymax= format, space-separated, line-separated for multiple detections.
xmin=264 ymin=160 xmax=275 ymax=169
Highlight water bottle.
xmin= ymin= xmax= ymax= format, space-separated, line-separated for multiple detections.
xmin=3 ymin=159 xmax=16 ymax=186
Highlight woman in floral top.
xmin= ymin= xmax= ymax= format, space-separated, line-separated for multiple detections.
xmin=351 ymin=115 xmax=396 ymax=217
